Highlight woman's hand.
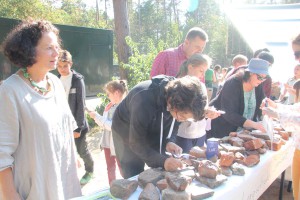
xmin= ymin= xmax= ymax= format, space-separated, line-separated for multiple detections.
xmin=205 ymin=107 xmax=222 ymax=119
xmin=166 ymin=142 xmax=182 ymax=155
xmin=164 ymin=157 xmax=183 ymax=172
xmin=261 ymin=98 xmax=277 ymax=109
xmin=262 ymin=107 xmax=279 ymax=119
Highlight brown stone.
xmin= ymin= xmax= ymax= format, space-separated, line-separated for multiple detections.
xmin=138 ymin=183 xmax=160 ymax=200
xmin=189 ymin=146 xmax=206 ymax=158
xmin=234 ymin=152 xmax=245 ymax=161
xmin=138 ymin=168 xmax=164 ymax=188
xmin=198 ymin=160 xmax=219 ymax=179
xmin=243 ymin=154 xmax=260 ymax=167
xmin=257 ymin=148 xmax=267 ymax=154
xmin=110 ymin=179 xmax=138 ymax=199
xmin=156 ymin=179 xmax=168 ymax=191
xmin=219 ymin=151 xmax=235 ymax=167
xmin=243 ymin=138 xmax=264 ymax=150
xmin=278 ymin=131 xmax=289 ymax=140
xmin=266 ymin=140 xmax=282 ymax=151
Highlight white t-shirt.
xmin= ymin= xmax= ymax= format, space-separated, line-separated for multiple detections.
xmin=0 ymin=73 xmax=81 ymax=199
xmin=60 ymin=72 xmax=73 ymax=99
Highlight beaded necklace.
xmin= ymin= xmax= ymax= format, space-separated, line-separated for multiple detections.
xmin=21 ymin=68 xmax=50 ymax=95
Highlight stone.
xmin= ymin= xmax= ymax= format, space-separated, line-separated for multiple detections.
xmin=165 ymin=172 xmax=192 ymax=191
xmin=198 ymin=160 xmax=219 ymax=179
xmin=219 ymin=144 xmax=246 ymax=154
xmin=110 ymin=179 xmax=138 ymax=199
xmin=243 ymin=154 xmax=260 ymax=167
xmin=243 ymin=138 xmax=264 ymax=150
xmin=186 ymin=184 xmax=214 ymax=200
xmin=189 ymin=146 xmax=206 ymax=158
xmin=245 ymin=150 xmax=260 ymax=156
xmin=138 ymin=168 xmax=164 ymax=188
xmin=156 ymin=179 xmax=168 ymax=191
xmin=237 ymin=133 xmax=256 ymax=142
xmin=179 ymin=167 xmax=196 ymax=179
xmin=219 ymin=151 xmax=235 ymax=167
xmin=162 ymin=188 xmax=190 ymax=200
xmin=229 ymin=132 xmax=238 ymax=137
xmin=250 ymin=131 xmax=270 ymax=140
xmin=220 ymin=136 xmax=231 ymax=143
xmin=229 ymin=137 xmax=244 ymax=147
xmin=208 ymin=155 xmax=218 ymax=163
xmin=196 ymin=174 xmax=227 ymax=189
xmin=220 ymin=166 xmax=233 ymax=176
xmin=138 ymin=183 xmax=160 ymax=200
xmin=234 ymin=152 xmax=245 ymax=161
xmin=230 ymin=163 xmax=245 ymax=176
xmin=266 ymin=140 xmax=282 ymax=151
xmin=257 ymin=148 xmax=267 ymax=154
xmin=278 ymin=130 xmax=289 ymax=140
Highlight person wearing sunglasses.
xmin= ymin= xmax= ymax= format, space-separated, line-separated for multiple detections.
xmin=207 ymin=58 xmax=269 ymax=138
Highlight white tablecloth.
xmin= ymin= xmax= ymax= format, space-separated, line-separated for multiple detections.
xmin=73 ymin=139 xmax=294 ymax=200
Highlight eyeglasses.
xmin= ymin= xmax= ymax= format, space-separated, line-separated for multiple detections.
xmin=256 ymin=74 xmax=267 ymax=81
xmin=168 ymin=106 xmax=195 ymax=122
xmin=294 ymin=51 xmax=300 ymax=59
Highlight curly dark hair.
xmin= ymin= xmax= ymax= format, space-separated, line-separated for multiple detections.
xmin=165 ymin=76 xmax=207 ymax=121
xmin=1 ymin=19 xmax=60 ymax=68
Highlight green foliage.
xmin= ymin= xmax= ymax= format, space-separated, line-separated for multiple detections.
xmin=122 ymin=36 xmax=167 ymax=89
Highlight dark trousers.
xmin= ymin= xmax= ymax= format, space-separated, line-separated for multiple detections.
xmin=176 ymin=135 xmax=206 ymax=153
xmin=75 ymin=131 xmax=94 ymax=173
xmin=112 ymin=131 xmax=145 ymax=179
xmin=103 ymin=148 xmax=122 ymax=185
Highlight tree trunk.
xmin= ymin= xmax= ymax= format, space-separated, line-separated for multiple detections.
xmin=113 ymin=0 xmax=131 ymax=80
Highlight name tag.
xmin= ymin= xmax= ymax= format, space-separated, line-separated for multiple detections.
xmin=70 ymin=88 xmax=76 ymax=94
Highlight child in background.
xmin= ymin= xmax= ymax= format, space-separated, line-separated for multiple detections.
xmin=176 ymin=53 xmax=221 ymax=153
xmin=277 ymin=63 xmax=300 ymax=104
xmin=89 ymin=80 xmax=127 ymax=185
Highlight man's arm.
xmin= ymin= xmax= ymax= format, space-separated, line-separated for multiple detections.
xmin=74 ymin=77 xmax=87 ymax=134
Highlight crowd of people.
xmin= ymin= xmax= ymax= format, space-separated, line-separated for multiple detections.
xmin=0 ymin=18 xmax=300 ymax=200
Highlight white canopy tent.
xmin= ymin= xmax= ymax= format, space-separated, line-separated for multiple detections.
xmin=223 ymin=3 xmax=300 ymax=82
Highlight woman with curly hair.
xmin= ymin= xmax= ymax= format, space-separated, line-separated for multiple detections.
xmin=0 ymin=19 xmax=81 ymax=199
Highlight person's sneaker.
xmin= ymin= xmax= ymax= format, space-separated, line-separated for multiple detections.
xmin=80 ymin=172 xmax=93 ymax=185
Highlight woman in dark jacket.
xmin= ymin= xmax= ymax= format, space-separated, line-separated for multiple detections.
xmin=112 ymin=75 xmax=207 ymax=178
xmin=208 ymin=58 xmax=269 ymax=138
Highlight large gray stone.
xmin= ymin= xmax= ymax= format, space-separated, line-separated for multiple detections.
xmin=230 ymin=163 xmax=245 ymax=176
xmin=110 ymin=179 xmax=138 ymax=199
xmin=187 ymin=184 xmax=214 ymax=200
xmin=138 ymin=183 xmax=160 ymax=200
xmin=195 ymin=174 xmax=227 ymax=189
xmin=138 ymin=168 xmax=164 ymax=188
xmin=162 ymin=187 xmax=191 ymax=200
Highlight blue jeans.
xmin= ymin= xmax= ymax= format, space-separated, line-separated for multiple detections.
xmin=176 ymin=135 xmax=206 ymax=153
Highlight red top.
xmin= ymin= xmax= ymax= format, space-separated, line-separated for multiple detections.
xmin=150 ymin=44 xmax=187 ymax=78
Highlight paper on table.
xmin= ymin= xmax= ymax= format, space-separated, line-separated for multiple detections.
xmin=262 ymin=115 xmax=274 ymax=150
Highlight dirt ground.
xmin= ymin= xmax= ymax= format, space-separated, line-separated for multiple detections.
xmin=77 ymin=128 xmax=294 ymax=200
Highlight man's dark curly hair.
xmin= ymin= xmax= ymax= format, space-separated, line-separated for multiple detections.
xmin=1 ymin=19 xmax=60 ymax=68
xmin=165 ymin=76 xmax=207 ymax=121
